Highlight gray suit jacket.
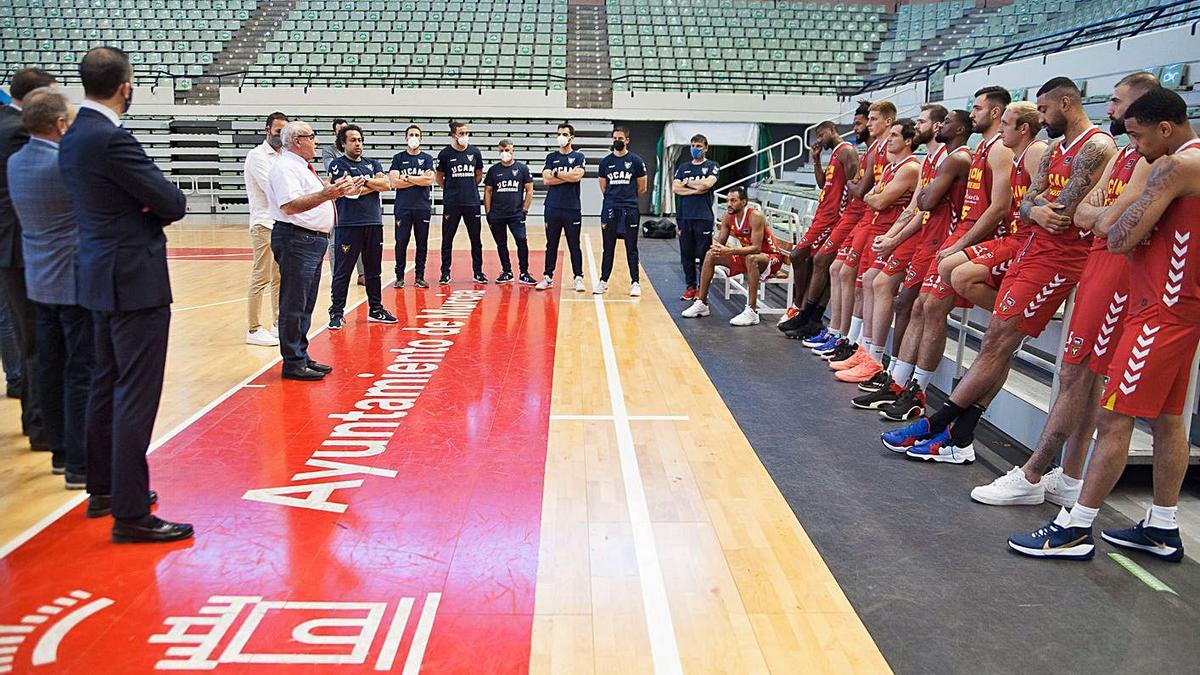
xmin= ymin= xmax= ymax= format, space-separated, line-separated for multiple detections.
xmin=8 ymin=137 xmax=77 ymax=305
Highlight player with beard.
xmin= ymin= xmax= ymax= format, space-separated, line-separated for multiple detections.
xmin=972 ymin=72 xmax=1159 ymax=506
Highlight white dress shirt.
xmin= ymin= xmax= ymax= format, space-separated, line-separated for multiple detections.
xmin=79 ymin=99 xmax=122 ymax=127
xmin=265 ymin=149 xmax=334 ymax=233
xmin=243 ymin=140 xmax=281 ymax=230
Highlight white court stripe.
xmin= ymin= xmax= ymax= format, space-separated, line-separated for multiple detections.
xmin=31 ymin=599 xmax=114 ymax=666
xmin=582 ymin=234 xmax=683 ymax=675
xmin=166 ymin=252 xmax=251 ymax=259
xmin=373 ymin=597 xmax=415 ymax=671
xmin=549 ymin=414 xmax=690 ymax=422
xmin=0 ymin=279 xmax=384 ymax=561
xmin=560 ymin=297 xmax=640 ymax=303
xmin=401 ymin=593 xmax=440 ymax=675
xmin=242 ymin=384 xmax=267 ymax=388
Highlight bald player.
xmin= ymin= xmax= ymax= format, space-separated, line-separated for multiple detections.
xmin=1008 ymin=86 xmax=1199 ymax=561
xmin=973 ymin=72 xmax=1159 ymax=507
xmin=886 ymin=77 xmax=1116 ymax=464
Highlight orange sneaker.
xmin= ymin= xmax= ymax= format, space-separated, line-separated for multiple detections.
xmin=835 ymin=359 xmax=884 ymax=383
xmin=777 ymin=306 xmax=801 ymax=325
xmin=830 ymin=346 xmax=869 ymax=371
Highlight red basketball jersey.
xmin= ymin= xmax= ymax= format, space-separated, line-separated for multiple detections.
xmin=869 ymin=155 xmax=920 ymax=229
xmin=1007 ymin=140 xmax=1047 ymax=238
xmin=726 ymin=208 xmax=782 ymax=256
xmin=813 ymin=141 xmax=853 ymax=228
xmin=1091 ymin=144 xmax=1142 ymax=250
xmin=961 ymin=132 xmax=1002 ymax=223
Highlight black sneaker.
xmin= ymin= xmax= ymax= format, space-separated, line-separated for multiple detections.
xmin=393 ymin=278 xmax=405 ymax=289
xmin=879 ymin=382 xmax=927 ymax=421
xmin=496 ymin=272 xmax=514 ymax=284
xmin=65 ymin=471 xmax=87 ymax=490
xmin=472 ymin=272 xmax=488 ymax=284
xmin=784 ymin=319 xmax=823 ymax=340
xmin=518 ymin=272 xmax=537 ymax=285
xmin=415 ymin=278 xmax=430 ymax=289
xmin=438 ymin=274 xmax=451 ymax=285
xmin=776 ymin=312 xmax=807 ymax=334
xmin=852 ymin=381 xmax=904 ymax=410
xmin=328 ymin=315 xmax=344 ymax=330
xmin=368 ymin=308 xmax=398 ymax=324
xmin=858 ymin=370 xmax=892 ymax=393
xmin=827 ymin=341 xmax=857 ymax=363
xmin=51 ymin=456 xmax=66 ymax=475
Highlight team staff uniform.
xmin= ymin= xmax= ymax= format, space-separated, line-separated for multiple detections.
xmin=596 ymin=132 xmax=647 ymax=296
xmin=673 ymin=139 xmax=720 ymax=298
xmin=437 ymin=127 xmax=486 ymax=284
xmin=483 ymin=150 xmax=535 ymax=283
xmin=539 ymin=127 xmax=586 ymax=291
xmin=389 ymin=134 xmax=435 ymax=288
xmin=327 ymin=128 xmax=396 ymax=328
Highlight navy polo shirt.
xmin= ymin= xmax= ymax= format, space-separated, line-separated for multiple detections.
xmin=436 ymin=144 xmax=483 ymax=206
xmin=388 ymin=150 xmax=434 ymax=215
xmin=328 ymin=155 xmax=385 ymax=227
xmin=673 ymin=159 xmax=721 ymax=220
xmin=599 ymin=152 xmax=646 ymax=210
xmin=543 ymin=150 xmax=585 ymax=211
xmin=484 ymin=161 xmax=533 ymax=220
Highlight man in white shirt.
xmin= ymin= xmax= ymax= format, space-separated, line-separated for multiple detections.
xmin=242 ymin=111 xmax=287 ymax=347
xmin=266 ymin=120 xmax=361 ymax=381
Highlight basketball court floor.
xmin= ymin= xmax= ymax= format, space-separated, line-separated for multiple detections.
xmin=0 ymin=219 xmax=1197 ymax=673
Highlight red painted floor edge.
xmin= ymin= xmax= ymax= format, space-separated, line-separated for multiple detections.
xmin=0 ymin=252 xmax=560 ymax=674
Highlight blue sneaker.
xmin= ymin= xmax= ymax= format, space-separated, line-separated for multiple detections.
xmin=881 ymin=417 xmax=932 ymax=453
xmin=905 ymin=428 xmax=976 ymax=464
xmin=1008 ymin=519 xmax=1095 ymax=560
xmin=1101 ymin=521 xmax=1185 ymax=562
xmin=801 ymin=327 xmax=830 ymax=348
xmin=811 ymin=333 xmax=841 ymax=356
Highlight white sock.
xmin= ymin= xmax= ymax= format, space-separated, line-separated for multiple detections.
xmin=1147 ymin=504 xmax=1179 ymax=530
xmin=1067 ymin=503 xmax=1099 ymax=528
xmin=913 ymin=367 xmax=934 ymax=390
xmin=1053 ymin=506 xmax=1072 ymax=527
xmin=869 ymin=343 xmax=885 ymax=363
xmin=1060 ymin=473 xmax=1082 ymax=490
xmin=847 ymin=316 xmax=863 ymax=344
xmin=891 ymin=360 xmax=915 ymax=386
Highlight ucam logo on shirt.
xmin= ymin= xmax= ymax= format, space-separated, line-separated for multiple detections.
xmin=493 ymin=179 xmax=523 ymax=193
xmin=449 ymin=156 xmax=477 ymax=179
xmin=607 ymin=171 xmax=635 ymax=185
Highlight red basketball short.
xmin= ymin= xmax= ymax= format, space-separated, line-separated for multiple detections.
xmin=919 ymin=228 xmax=973 ymax=300
xmin=796 ymin=209 xmax=840 ymax=252
xmin=992 ymin=237 xmax=1089 ymax=337
xmin=1061 ymin=248 xmax=1130 ymax=376
xmin=964 ymin=234 xmax=1029 ymax=289
xmin=1103 ymin=313 xmax=1200 ymax=418
xmin=724 ymin=252 xmax=785 ymax=281
xmin=881 ymin=232 xmax=923 ymax=278
xmin=819 ymin=200 xmax=865 ymax=257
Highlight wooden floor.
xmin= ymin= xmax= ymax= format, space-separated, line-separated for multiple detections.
xmin=0 ymin=222 xmax=887 ymax=673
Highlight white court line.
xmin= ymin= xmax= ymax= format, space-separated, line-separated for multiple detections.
xmin=550 ymin=414 xmax=690 ymax=422
xmin=560 ymin=297 xmax=640 ymax=303
xmin=373 ymin=597 xmax=414 ymax=671
xmin=166 ymin=252 xmax=251 ymax=259
xmin=581 ymin=233 xmax=683 ymax=675
xmin=242 ymin=384 xmax=267 ymax=388
xmin=401 ymin=593 xmax=440 ymax=675
xmin=0 ymin=281 xmax=381 ymax=561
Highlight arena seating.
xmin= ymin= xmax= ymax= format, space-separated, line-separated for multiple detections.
xmin=247 ymin=0 xmax=570 ymax=89
xmin=606 ymin=0 xmax=886 ymax=95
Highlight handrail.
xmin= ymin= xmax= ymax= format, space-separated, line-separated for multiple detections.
xmin=852 ymin=0 xmax=1200 ymax=95
xmin=712 ymin=135 xmax=807 ymax=203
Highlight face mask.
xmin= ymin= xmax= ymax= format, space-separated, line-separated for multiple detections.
xmin=123 ymin=84 xmax=133 ymax=114
xmin=455 ymin=135 xmax=469 ymax=148
xmin=611 ymin=139 xmax=626 ymax=152
xmin=407 ymin=136 xmax=421 ymax=150
xmin=690 ymin=147 xmax=705 ymax=160
xmin=557 ymin=134 xmax=570 ymax=147
xmin=267 ymin=133 xmax=282 ymax=150
xmin=500 ymin=151 xmax=513 ymax=163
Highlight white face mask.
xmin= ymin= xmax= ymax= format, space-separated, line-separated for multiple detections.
xmin=454 ymin=135 xmax=469 ymax=148
xmin=407 ymin=136 xmax=420 ymax=150
xmin=556 ymin=134 xmax=570 ymax=147
xmin=500 ymin=151 xmax=513 ymax=163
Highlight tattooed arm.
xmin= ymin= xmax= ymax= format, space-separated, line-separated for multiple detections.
xmin=1074 ymin=152 xmax=1121 ymax=233
xmin=1052 ymin=136 xmax=1116 ymax=219
xmin=1103 ymin=157 xmax=1183 ymax=254
xmin=1018 ymin=142 xmax=1054 ymax=222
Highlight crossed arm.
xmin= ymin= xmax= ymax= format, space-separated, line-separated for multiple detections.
xmin=1099 ymin=155 xmax=1196 ymax=253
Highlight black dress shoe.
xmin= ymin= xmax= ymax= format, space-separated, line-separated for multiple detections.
xmin=306 ymin=360 xmax=333 ymax=374
xmin=87 ymin=490 xmax=158 ymax=518
xmin=282 ymin=367 xmax=325 ymax=381
xmin=112 ymin=514 xmax=194 ymax=543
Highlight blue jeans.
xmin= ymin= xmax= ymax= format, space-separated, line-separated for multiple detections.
xmin=36 ymin=303 xmax=93 ymax=475
xmin=272 ymin=222 xmax=327 ymax=372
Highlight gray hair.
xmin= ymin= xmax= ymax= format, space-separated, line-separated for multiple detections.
xmin=280 ymin=120 xmax=312 ymax=149
xmin=21 ymin=87 xmax=72 ymax=135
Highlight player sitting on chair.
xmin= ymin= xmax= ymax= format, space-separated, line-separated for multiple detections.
xmin=681 ymin=186 xmax=784 ymax=326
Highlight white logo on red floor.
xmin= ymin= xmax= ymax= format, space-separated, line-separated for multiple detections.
xmin=0 ymin=589 xmax=115 ymax=672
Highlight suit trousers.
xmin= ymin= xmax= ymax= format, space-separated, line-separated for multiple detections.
xmin=395 ymin=209 xmax=431 ymax=280
xmin=247 ymin=224 xmax=281 ymax=333
xmin=0 ymin=267 xmax=44 ymax=446
xmin=36 ymin=302 xmax=93 ymax=476
xmin=272 ymin=222 xmax=327 ymax=372
xmin=86 ymin=305 xmax=169 ymax=519
xmin=600 ymin=206 xmax=641 ymax=284
xmin=331 ymin=225 xmax=384 ymax=316
xmin=543 ymin=207 xmax=583 ymax=279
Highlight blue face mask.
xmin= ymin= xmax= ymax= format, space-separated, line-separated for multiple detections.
xmin=690 ymin=147 xmax=705 ymax=160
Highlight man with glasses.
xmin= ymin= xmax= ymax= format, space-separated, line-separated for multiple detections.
xmin=243 ymin=111 xmax=287 ymax=347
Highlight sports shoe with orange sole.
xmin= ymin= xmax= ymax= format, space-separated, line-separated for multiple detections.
xmin=830 ymin=346 xmax=870 ymax=371
xmin=835 ymin=359 xmax=884 ymax=383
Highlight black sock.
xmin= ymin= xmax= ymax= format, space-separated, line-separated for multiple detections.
xmin=950 ymin=404 xmax=986 ymax=446
xmin=799 ymin=300 xmax=820 ymax=321
xmin=927 ymin=401 xmax=965 ymax=433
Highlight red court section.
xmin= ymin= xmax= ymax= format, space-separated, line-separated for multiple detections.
xmin=0 ymin=268 xmax=560 ymax=673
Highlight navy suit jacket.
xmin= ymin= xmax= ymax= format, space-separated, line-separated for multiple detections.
xmin=0 ymin=105 xmax=30 ymax=268
xmin=59 ymin=107 xmax=186 ymax=312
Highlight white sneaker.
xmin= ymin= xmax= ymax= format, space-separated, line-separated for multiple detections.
xmin=245 ymin=328 xmax=279 ymax=346
xmin=573 ymin=276 xmax=586 ymax=292
xmin=629 ymin=282 xmax=641 ymax=297
xmin=729 ymin=306 xmax=760 ymax=326
xmin=269 ymin=325 xmax=279 ymax=339
xmin=535 ymin=275 xmax=553 ymax=291
xmin=593 ymin=280 xmax=608 ymax=294
xmin=970 ymin=466 xmax=1044 ymax=506
xmin=681 ymin=299 xmax=710 ymax=318
xmin=1043 ymin=467 xmax=1080 ymax=508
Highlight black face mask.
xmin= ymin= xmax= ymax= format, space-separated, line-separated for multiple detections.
xmin=1109 ymin=117 xmax=1126 ymax=136
xmin=611 ymin=139 xmax=626 ymax=152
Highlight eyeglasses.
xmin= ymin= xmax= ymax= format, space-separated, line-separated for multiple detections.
xmin=294 ymin=133 xmax=315 ymax=140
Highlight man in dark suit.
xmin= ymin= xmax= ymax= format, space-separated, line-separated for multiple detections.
xmin=0 ymin=67 xmax=57 ymax=452
xmin=59 ymin=47 xmax=192 ymax=543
